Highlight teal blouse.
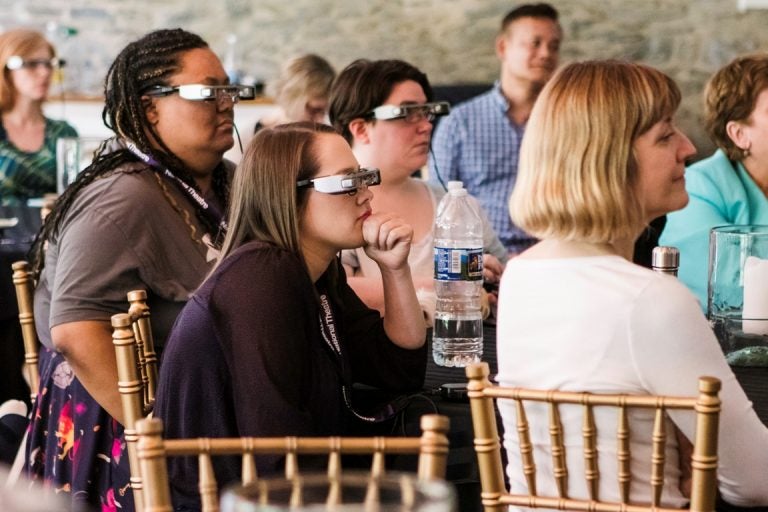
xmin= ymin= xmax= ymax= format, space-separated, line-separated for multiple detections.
xmin=660 ymin=149 xmax=768 ymax=311
xmin=0 ymin=117 xmax=78 ymax=205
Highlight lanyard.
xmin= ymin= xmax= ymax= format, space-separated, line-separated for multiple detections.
xmin=317 ymin=292 xmax=345 ymax=371
xmin=317 ymin=290 xmax=408 ymax=424
xmin=123 ymin=139 xmax=228 ymax=234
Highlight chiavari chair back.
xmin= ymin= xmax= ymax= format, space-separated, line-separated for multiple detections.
xmin=111 ymin=289 xmax=158 ymax=512
xmin=465 ymin=362 xmax=721 ymax=512
xmin=11 ymin=260 xmax=39 ymax=401
xmin=135 ymin=414 xmax=450 ymax=512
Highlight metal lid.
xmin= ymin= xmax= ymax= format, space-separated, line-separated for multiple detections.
xmin=652 ymin=246 xmax=680 ymax=269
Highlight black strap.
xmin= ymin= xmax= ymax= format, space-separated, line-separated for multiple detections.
xmin=316 ymin=286 xmax=408 ymax=424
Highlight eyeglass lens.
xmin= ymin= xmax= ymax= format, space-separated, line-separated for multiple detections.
xmin=404 ymin=106 xmax=433 ymax=123
xmin=21 ymin=59 xmax=58 ymax=70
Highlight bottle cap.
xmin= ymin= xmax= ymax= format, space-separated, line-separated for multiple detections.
xmin=447 ymin=181 xmax=463 ymax=190
xmin=652 ymin=246 xmax=680 ymax=269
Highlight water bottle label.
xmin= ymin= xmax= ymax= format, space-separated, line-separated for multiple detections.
xmin=434 ymin=247 xmax=483 ymax=281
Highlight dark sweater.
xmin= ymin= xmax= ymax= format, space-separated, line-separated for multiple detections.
xmin=153 ymin=240 xmax=427 ymax=510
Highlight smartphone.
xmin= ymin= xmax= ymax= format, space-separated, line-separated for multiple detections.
xmin=440 ymin=382 xmax=469 ymax=402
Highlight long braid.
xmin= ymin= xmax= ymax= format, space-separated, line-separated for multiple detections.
xmin=30 ymin=29 xmax=229 ymax=278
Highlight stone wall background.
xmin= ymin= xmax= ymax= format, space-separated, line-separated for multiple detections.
xmin=2 ymin=0 xmax=768 ymax=155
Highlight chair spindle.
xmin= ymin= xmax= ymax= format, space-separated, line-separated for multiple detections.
xmin=11 ymin=261 xmax=39 ymax=401
xmin=548 ymin=399 xmax=568 ymax=498
xmin=617 ymin=404 xmax=631 ymax=503
xmin=582 ymin=402 xmax=599 ymax=500
xmin=650 ymin=406 xmax=667 ymax=507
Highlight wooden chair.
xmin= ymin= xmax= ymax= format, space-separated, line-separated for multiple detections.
xmin=465 ymin=362 xmax=721 ymax=512
xmin=11 ymin=260 xmax=39 ymax=402
xmin=135 ymin=414 xmax=451 ymax=512
xmin=111 ymin=290 xmax=158 ymax=512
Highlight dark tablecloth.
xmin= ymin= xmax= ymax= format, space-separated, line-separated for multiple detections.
xmin=416 ymin=323 xmax=498 ymax=512
xmin=0 ymin=205 xmax=41 ymax=406
xmin=730 ymin=366 xmax=768 ymax=427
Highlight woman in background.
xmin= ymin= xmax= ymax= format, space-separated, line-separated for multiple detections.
xmin=499 ymin=60 xmax=768 ymax=506
xmin=0 ymin=28 xmax=76 ymax=205
xmin=661 ymin=53 xmax=768 ymax=310
xmin=154 ymin=122 xmax=426 ymax=510
xmin=27 ymin=28 xmax=239 ymax=511
xmin=255 ymin=53 xmax=335 ymax=131
xmin=329 ymin=58 xmax=506 ymax=323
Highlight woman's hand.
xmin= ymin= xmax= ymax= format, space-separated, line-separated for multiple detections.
xmin=359 ymin=213 xmax=424 ymax=348
xmin=362 ymin=213 xmax=413 ymax=272
xmin=482 ymin=253 xmax=504 ymax=285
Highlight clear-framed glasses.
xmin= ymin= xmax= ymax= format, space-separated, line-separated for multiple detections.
xmin=367 ymin=101 xmax=450 ymax=124
xmin=296 ymin=167 xmax=381 ymax=195
xmin=143 ymin=83 xmax=256 ymax=104
xmin=5 ymin=56 xmax=66 ymax=71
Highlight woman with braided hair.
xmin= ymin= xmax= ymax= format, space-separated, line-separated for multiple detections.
xmin=25 ymin=28 xmax=239 ymax=510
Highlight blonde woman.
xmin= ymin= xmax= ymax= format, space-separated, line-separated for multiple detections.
xmin=255 ymin=53 xmax=335 ymax=131
xmin=498 ymin=60 xmax=768 ymax=507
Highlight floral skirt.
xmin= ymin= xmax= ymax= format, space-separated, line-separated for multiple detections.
xmin=25 ymin=347 xmax=134 ymax=512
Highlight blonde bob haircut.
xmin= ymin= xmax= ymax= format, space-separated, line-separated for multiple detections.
xmin=215 ymin=122 xmax=338 ymax=272
xmin=0 ymin=28 xmax=55 ymax=112
xmin=510 ymin=59 xmax=681 ymax=244
xmin=269 ymin=54 xmax=335 ymax=121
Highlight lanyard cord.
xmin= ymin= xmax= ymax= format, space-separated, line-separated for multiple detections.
xmin=317 ymin=291 xmax=409 ymax=424
xmin=122 ymin=139 xmax=228 ymax=235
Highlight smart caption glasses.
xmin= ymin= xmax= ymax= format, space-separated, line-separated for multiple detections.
xmin=5 ymin=56 xmax=66 ymax=71
xmin=367 ymin=101 xmax=450 ymax=123
xmin=297 ymin=168 xmax=381 ymax=195
xmin=143 ymin=84 xmax=256 ymax=104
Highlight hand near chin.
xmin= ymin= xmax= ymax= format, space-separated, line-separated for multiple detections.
xmin=362 ymin=213 xmax=413 ymax=273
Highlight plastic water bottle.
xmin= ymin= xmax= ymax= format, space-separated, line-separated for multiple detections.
xmin=433 ymin=182 xmax=484 ymax=367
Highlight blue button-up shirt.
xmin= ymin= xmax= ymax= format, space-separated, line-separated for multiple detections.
xmin=428 ymin=82 xmax=533 ymax=253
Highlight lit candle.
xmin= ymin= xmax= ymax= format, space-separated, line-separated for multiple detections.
xmin=742 ymin=256 xmax=768 ymax=335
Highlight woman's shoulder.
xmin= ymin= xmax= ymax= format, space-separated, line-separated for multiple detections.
xmin=73 ymin=162 xmax=156 ymax=203
xmin=203 ymin=241 xmax=310 ymax=305
xmin=44 ymin=117 xmax=78 ymax=137
xmin=686 ymin=150 xmax=741 ymax=188
xmin=59 ymin=163 xmax=173 ymax=233
xmin=423 ymin=179 xmax=445 ymax=200
xmin=216 ymin=241 xmax=304 ymax=277
xmin=505 ymin=254 xmax=683 ymax=293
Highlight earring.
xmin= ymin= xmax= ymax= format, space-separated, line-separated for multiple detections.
xmin=744 ymin=146 xmax=751 ymax=158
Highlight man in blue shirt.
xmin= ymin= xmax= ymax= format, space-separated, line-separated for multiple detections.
xmin=429 ymin=3 xmax=562 ymax=254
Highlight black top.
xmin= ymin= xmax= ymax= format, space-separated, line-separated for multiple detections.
xmin=154 ymin=240 xmax=427 ymax=510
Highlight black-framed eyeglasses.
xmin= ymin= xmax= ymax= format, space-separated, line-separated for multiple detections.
xmin=143 ymin=83 xmax=256 ymax=104
xmin=367 ymin=101 xmax=450 ymax=124
xmin=297 ymin=168 xmax=381 ymax=195
xmin=5 ymin=56 xmax=65 ymax=71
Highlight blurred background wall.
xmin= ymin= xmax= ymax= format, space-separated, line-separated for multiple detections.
xmin=2 ymin=0 xmax=768 ymax=155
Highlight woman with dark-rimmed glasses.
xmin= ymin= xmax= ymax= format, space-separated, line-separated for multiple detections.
xmin=0 ymin=28 xmax=76 ymax=205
